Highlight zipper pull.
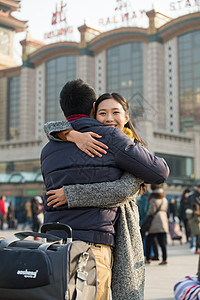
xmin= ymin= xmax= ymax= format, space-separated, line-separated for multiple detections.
xmin=65 ymin=290 xmax=69 ymax=300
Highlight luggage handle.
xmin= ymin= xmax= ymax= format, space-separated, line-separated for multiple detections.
xmin=14 ymin=231 xmax=62 ymax=242
xmin=41 ymin=222 xmax=73 ymax=243
xmin=38 ymin=241 xmax=62 ymax=251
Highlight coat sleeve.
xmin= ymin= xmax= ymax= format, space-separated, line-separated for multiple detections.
xmin=44 ymin=121 xmax=72 ymax=141
xmin=0 ymin=201 xmax=6 ymax=214
xmin=63 ymin=172 xmax=142 ymax=208
xmin=109 ymin=128 xmax=170 ymax=184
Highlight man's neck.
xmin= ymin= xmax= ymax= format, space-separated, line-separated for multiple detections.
xmin=66 ymin=114 xmax=90 ymax=122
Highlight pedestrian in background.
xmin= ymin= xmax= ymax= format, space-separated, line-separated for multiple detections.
xmin=188 ymin=185 xmax=200 ymax=208
xmin=169 ymin=198 xmax=176 ymax=222
xmin=0 ymin=195 xmax=6 ymax=230
xmin=23 ymin=198 xmax=33 ymax=230
xmin=174 ymin=196 xmax=180 ymax=219
xmin=16 ymin=199 xmax=26 ymax=226
xmin=31 ymin=196 xmax=43 ymax=239
xmin=35 ymin=196 xmax=44 ymax=226
xmin=145 ymin=184 xmax=169 ymax=265
xmin=138 ymin=189 xmax=159 ymax=260
xmin=7 ymin=201 xmax=15 ymax=229
xmin=187 ymin=185 xmax=200 ymax=254
xmin=138 ymin=189 xmax=150 ymax=226
xmin=179 ymin=188 xmax=191 ymax=243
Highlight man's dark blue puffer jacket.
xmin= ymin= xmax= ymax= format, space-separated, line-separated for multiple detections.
xmin=41 ymin=118 xmax=169 ymax=246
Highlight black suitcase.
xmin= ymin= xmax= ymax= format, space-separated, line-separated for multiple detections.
xmin=0 ymin=222 xmax=97 ymax=300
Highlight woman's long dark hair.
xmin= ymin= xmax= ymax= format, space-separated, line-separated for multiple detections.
xmin=95 ymin=92 xmax=145 ymax=146
xmin=180 ymin=188 xmax=191 ymax=203
xmin=95 ymin=92 xmax=148 ymax=195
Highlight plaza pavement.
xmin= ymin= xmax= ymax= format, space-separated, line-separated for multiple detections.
xmin=0 ymin=229 xmax=199 ymax=300
xmin=145 ymin=236 xmax=199 ymax=300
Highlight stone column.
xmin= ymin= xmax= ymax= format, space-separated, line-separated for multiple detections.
xmin=147 ymin=41 xmax=166 ymax=130
xmin=146 ymin=9 xmax=167 ymax=131
xmin=136 ymin=119 xmax=154 ymax=153
xmin=0 ymin=77 xmax=7 ymax=141
xmin=95 ymin=51 xmax=106 ymax=96
xmin=20 ymin=66 xmax=36 ymax=140
xmin=77 ymin=23 xmax=101 ymax=88
xmin=193 ymin=127 xmax=200 ymax=179
xmin=77 ymin=54 xmax=95 ymax=88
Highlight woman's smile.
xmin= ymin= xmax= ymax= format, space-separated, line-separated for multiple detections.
xmin=96 ymin=98 xmax=129 ymax=131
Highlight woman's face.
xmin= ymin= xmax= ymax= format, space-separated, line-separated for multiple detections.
xmin=96 ymin=98 xmax=129 ymax=131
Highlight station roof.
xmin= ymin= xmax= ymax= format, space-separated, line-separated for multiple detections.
xmin=0 ymin=172 xmax=43 ymax=183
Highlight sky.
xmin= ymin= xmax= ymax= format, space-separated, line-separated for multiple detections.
xmin=12 ymin=0 xmax=200 ymax=63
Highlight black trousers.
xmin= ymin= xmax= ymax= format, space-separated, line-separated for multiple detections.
xmin=195 ymin=234 xmax=200 ymax=251
xmin=146 ymin=232 xmax=167 ymax=261
xmin=183 ymin=219 xmax=191 ymax=242
xmin=32 ymin=215 xmax=40 ymax=233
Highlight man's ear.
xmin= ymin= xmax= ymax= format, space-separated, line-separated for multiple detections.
xmin=89 ymin=102 xmax=96 ymax=118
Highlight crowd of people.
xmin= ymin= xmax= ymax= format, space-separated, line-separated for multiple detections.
xmin=0 ymin=195 xmax=44 ymax=236
xmin=137 ymin=183 xmax=200 ymax=262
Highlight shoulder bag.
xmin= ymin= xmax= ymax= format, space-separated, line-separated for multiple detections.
xmin=140 ymin=199 xmax=163 ymax=236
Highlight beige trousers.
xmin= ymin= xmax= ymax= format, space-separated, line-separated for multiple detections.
xmin=90 ymin=244 xmax=113 ymax=300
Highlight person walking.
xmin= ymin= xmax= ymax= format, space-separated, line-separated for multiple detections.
xmin=23 ymin=198 xmax=33 ymax=230
xmin=174 ymin=196 xmax=180 ymax=219
xmin=138 ymin=189 xmax=159 ymax=260
xmin=169 ymin=198 xmax=176 ymax=222
xmin=31 ymin=196 xmax=43 ymax=237
xmin=145 ymin=184 xmax=169 ymax=265
xmin=0 ymin=195 xmax=6 ymax=230
xmin=188 ymin=185 xmax=200 ymax=208
xmin=179 ymin=188 xmax=192 ymax=243
xmin=7 ymin=201 xmax=15 ymax=229
xmin=187 ymin=185 xmax=200 ymax=254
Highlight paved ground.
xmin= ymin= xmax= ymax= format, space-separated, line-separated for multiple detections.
xmin=0 ymin=229 xmax=199 ymax=300
xmin=145 ymin=237 xmax=199 ymax=300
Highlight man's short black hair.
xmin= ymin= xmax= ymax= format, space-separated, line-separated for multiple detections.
xmin=60 ymin=79 xmax=96 ymax=117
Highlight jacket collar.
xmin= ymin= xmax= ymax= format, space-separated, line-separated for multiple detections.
xmin=71 ymin=118 xmax=104 ymax=131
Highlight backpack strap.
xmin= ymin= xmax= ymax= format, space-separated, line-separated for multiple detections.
xmin=153 ymin=199 xmax=164 ymax=216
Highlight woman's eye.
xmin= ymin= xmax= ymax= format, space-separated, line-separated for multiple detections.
xmin=113 ymin=111 xmax=120 ymax=114
xmin=99 ymin=112 xmax=106 ymax=115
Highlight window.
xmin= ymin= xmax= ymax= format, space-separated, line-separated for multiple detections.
xmin=45 ymin=56 xmax=76 ymax=122
xmin=155 ymin=153 xmax=193 ymax=179
xmin=178 ymin=30 xmax=200 ymax=131
xmin=7 ymin=76 xmax=20 ymax=140
xmin=107 ymin=42 xmax=144 ymax=120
